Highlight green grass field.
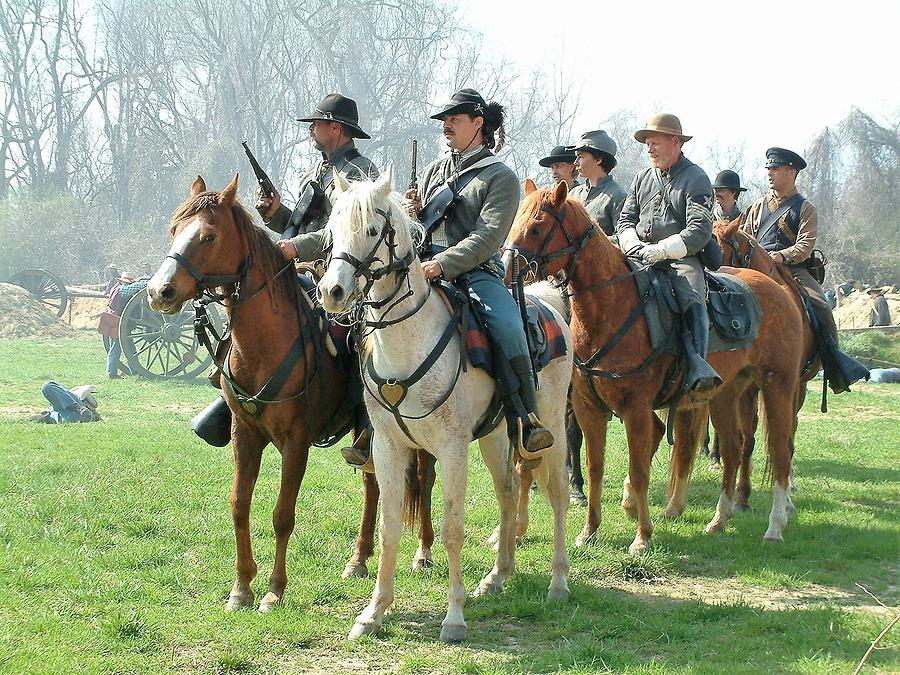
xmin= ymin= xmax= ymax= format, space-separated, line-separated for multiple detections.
xmin=0 ymin=334 xmax=897 ymax=674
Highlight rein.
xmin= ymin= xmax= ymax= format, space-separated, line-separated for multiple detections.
xmin=334 ymin=201 xmax=466 ymax=444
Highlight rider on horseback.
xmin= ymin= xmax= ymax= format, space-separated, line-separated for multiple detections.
xmin=616 ymin=112 xmax=723 ymax=394
xmin=389 ymin=87 xmax=555 ymax=460
xmin=740 ymin=147 xmax=869 ymax=393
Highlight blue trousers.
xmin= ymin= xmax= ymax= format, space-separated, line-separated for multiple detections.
xmin=460 ymin=268 xmax=530 ymax=363
xmin=41 ymin=381 xmax=83 ymax=423
xmin=106 ymin=338 xmax=123 ymax=378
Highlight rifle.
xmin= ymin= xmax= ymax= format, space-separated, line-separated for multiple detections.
xmin=241 ymin=141 xmax=275 ymax=197
xmin=409 ymin=139 xmax=418 ymax=192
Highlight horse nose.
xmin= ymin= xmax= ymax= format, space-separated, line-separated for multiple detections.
xmin=328 ymin=284 xmax=345 ymax=303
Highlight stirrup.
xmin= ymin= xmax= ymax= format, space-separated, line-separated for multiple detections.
xmin=341 ymin=430 xmax=374 ymax=473
xmin=518 ymin=413 xmax=554 ymax=465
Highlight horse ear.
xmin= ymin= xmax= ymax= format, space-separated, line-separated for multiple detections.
xmin=219 ymin=173 xmax=239 ymax=206
xmin=332 ymin=169 xmax=350 ymax=194
xmin=375 ymin=163 xmax=394 ymax=198
xmin=524 ymin=178 xmax=537 ymax=195
xmin=191 ymin=175 xmax=207 ymax=196
xmin=550 ymin=179 xmax=568 ymax=205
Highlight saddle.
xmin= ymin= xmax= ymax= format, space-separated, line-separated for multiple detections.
xmin=627 ymin=260 xmax=760 ymax=356
xmin=432 ymin=279 xmax=568 ymax=379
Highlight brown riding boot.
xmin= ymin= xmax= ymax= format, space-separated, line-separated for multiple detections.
xmin=341 ymin=427 xmax=374 ymax=473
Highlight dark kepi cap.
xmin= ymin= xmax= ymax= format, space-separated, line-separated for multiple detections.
xmin=430 ymin=88 xmax=488 ymax=120
xmin=712 ymin=170 xmax=747 ymax=192
xmin=765 ymin=147 xmax=806 ymax=171
xmin=297 ymin=93 xmax=370 ymax=139
xmin=567 ymin=130 xmax=618 ymax=169
xmin=539 ymin=145 xmax=577 ymax=168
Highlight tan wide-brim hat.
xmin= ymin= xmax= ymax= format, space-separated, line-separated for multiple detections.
xmin=634 ymin=112 xmax=692 ymax=144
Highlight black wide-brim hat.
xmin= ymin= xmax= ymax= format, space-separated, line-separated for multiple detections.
xmin=297 ymin=93 xmax=370 ymax=139
xmin=765 ymin=147 xmax=806 ymax=171
xmin=430 ymin=88 xmax=488 ymax=120
xmin=539 ymin=145 xmax=577 ymax=168
xmin=712 ymin=169 xmax=747 ymax=192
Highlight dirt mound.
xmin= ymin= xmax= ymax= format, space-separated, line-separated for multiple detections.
xmin=834 ymin=288 xmax=900 ymax=328
xmin=67 ymin=296 xmax=108 ymax=329
xmin=0 ymin=283 xmax=80 ymax=339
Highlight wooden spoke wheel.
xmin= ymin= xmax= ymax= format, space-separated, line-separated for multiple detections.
xmin=8 ymin=268 xmax=68 ymax=318
xmin=119 ymin=288 xmax=225 ymax=379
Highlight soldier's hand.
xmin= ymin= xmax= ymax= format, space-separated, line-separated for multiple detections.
xmin=421 ymin=260 xmax=443 ymax=280
xmin=277 ymin=239 xmax=297 ymax=260
xmin=403 ymin=188 xmax=421 ymax=217
xmin=256 ymin=186 xmax=281 ymax=220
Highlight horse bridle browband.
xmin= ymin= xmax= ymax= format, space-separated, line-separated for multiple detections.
xmin=504 ymin=202 xmax=598 ymax=282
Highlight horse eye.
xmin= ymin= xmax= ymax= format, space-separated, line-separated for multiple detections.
xmin=366 ymin=226 xmax=378 ymax=237
xmin=200 ymin=233 xmax=217 ymax=243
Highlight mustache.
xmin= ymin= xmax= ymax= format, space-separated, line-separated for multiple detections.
xmin=443 ymin=128 xmax=455 ymax=135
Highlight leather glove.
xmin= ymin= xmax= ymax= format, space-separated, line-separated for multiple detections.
xmin=641 ymin=235 xmax=688 ymax=264
xmin=617 ymin=227 xmax=643 ymax=256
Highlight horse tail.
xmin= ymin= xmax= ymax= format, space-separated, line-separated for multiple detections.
xmin=525 ymin=279 xmax=569 ymax=322
xmin=403 ymin=451 xmax=420 ymax=530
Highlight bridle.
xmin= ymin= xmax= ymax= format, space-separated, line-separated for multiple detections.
xmin=504 ymin=201 xmax=597 ymax=282
xmin=329 ymin=206 xmax=424 ymax=329
xmin=721 ymin=231 xmax=756 ymax=269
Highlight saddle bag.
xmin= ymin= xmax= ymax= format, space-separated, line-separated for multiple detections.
xmin=706 ymin=274 xmax=755 ymax=341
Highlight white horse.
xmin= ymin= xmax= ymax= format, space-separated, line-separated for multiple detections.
xmin=318 ymin=167 xmax=573 ymax=643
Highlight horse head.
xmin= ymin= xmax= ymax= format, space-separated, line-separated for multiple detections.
xmin=148 ymin=174 xmax=249 ymax=314
xmin=713 ymin=219 xmax=773 ymax=273
xmin=505 ymin=179 xmax=597 ymax=280
xmin=318 ymin=165 xmax=422 ymax=314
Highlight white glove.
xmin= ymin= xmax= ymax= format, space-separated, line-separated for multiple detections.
xmin=617 ymin=227 xmax=643 ymax=255
xmin=642 ymin=234 xmax=688 ymax=264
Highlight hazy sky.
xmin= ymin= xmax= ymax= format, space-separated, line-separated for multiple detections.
xmin=454 ymin=0 xmax=898 ymax=169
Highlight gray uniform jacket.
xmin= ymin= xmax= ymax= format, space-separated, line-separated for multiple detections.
xmin=419 ymin=146 xmax=520 ymax=281
xmin=264 ymin=142 xmax=379 ymax=261
xmin=570 ymin=175 xmax=627 ymax=235
xmin=616 ymin=154 xmax=714 ymax=256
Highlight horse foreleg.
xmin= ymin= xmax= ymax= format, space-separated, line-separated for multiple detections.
xmin=735 ymin=388 xmax=759 ymax=510
xmin=623 ymin=410 xmax=665 ymax=554
xmin=344 ymin=470 xmax=379 ymax=579
xmin=476 ymin=431 xmax=518 ymax=597
xmin=412 ymin=450 xmax=436 ymax=572
xmin=226 ymin=422 xmax=265 ymax=611
xmin=705 ymin=396 xmax=741 ymax=534
xmin=260 ymin=435 xmax=310 ymax=612
xmin=761 ymin=384 xmax=797 ymax=542
xmin=349 ymin=441 xmax=408 ymax=640
xmin=566 ymin=402 xmax=587 ymax=506
xmin=574 ymin=391 xmax=608 ymax=547
xmin=661 ymin=406 xmax=706 ymax=520
xmin=437 ymin=448 xmax=469 ymax=643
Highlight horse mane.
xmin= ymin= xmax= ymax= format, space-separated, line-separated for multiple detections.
xmin=170 ymin=190 xmax=295 ymax=299
xmin=327 ymin=179 xmax=425 ymax=255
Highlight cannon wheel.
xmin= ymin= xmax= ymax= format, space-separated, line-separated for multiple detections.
xmin=119 ymin=288 xmax=225 ymax=379
xmin=8 ymin=268 xmax=68 ymax=318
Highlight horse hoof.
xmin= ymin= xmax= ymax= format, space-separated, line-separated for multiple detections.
xmin=348 ymin=620 xmax=379 ymax=640
xmin=574 ymin=528 xmax=596 ymax=548
xmin=628 ymin=539 xmax=650 ymax=555
xmin=224 ymin=591 xmax=254 ymax=612
xmin=763 ymin=531 xmax=784 ymax=543
xmin=659 ymin=506 xmax=683 ymax=521
xmin=440 ymin=623 xmax=466 ymax=643
xmin=704 ymin=520 xmax=725 ymax=534
xmin=411 ymin=557 xmax=433 ymax=573
xmin=474 ymin=578 xmax=503 ymax=597
xmin=734 ymin=502 xmax=751 ymax=512
xmin=547 ymin=587 xmax=569 ymax=603
xmin=257 ymin=592 xmax=281 ymax=613
xmin=342 ymin=563 xmax=369 ymax=579
xmin=570 ymin=492 xmax=587 ymax=507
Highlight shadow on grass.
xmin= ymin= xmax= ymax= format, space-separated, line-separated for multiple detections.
xmin=797 ymin=458 xmax=900 ymax=484
xmin=378 ymin=575 xmax=888 ymax=673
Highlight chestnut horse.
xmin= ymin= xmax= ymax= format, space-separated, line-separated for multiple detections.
xmin=714 ymin=219 xmax=820 ymax=505
xmin=506 ymin=181 xmax=805 ymax=553
xmin=147 ymin=175 xmax=434 ymax=612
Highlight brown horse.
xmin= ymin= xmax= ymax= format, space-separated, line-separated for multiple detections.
xmin=714 ymin=219 xmax=820 ymax=506
xmin=146 ymin=175 xmax=434 ymax=612
xmin=506 ymin=181 xmax=805 ymax=552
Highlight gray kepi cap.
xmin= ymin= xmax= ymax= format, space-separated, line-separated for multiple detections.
xmin=567 ymin=130 xmax=618 ymax=170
